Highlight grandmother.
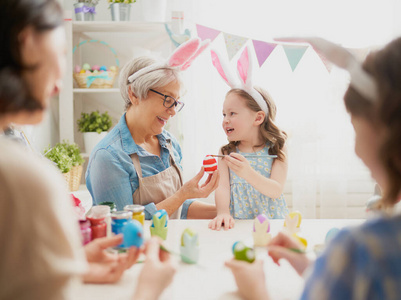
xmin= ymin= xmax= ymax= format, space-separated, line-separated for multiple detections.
xmin=86 ymin=50 xmax=219 ymax=219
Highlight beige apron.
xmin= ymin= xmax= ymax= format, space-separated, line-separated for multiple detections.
xmin=130 ymin=141 xmax=183 ymax=219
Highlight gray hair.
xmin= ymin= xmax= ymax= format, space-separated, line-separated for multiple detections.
xmin=119 ymin=56 xmax=182 ymax=111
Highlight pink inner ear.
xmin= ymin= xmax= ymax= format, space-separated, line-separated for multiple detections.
xmin=237 ymin=47 xmax=249 ymax=85
xmin=169 ymin=38 xmax=200 ymax=67
xmin=211 ymin=50 xmax=229 ymax=85
xmin=181 ymin=40 xmax=210 ymax=71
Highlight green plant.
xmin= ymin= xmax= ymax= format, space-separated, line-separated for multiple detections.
xmin=61 ymin=142 xmax=85 ymax=166
xmin=44 ymin=141 xmax=84 ymax=173
xmin=77 ymin=111 xmax=112 ymax=134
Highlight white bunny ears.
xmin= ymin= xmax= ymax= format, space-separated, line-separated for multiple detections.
xmin=211 ymin=46 xmax=269 ymax=116
xmin=275 ymin=37 xmax=378 ymax=102
xmin=128 ymin=37 xmax=210 ymax=83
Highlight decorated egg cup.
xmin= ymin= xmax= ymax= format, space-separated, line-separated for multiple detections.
xmin=150 ymin=209 xmax=169 ymax=240
xmin=180 ymin=228 xmax=199 ymax=264
xmin=253 ymin=214 xmax=272 ymax=247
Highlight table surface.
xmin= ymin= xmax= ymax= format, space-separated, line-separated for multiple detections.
xmin=72 ymin=219 xmax=364 ymax=300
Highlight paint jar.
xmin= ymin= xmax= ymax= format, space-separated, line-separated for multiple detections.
xmin=111 ymin=211 xmax=133 ymax=247
xmin=124 ymin=204 xmax=145 ymax=226
xmin=87 ymin=205 xmax=110 ymax=239
xmin=79 ymin=219 xmax=92 ymax=245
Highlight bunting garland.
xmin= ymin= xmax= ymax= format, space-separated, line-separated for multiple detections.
xmin=195 ymin=24 xmax=370 ymax=73
xmin=222 ymin=33 xmax=248 ymax=60
xmin=252 ymin=40 xmax=277 ymax=67
xmin=282 ymin=45 xmax=308 ymax=71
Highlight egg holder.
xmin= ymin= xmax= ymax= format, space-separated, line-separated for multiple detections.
xmin=73 ymin=39 xmax=119 ymax=88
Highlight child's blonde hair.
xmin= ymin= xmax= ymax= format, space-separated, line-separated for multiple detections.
xmin=221 ymin=87 xmax=287 ymax=161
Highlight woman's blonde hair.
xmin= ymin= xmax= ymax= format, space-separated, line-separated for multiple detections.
xmin=221 ymin=87 xmax=287 ymax=161
xmin=119 ymin=56 xmax=182 ymax=111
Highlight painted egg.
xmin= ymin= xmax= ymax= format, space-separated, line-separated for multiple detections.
xmin=181 ymin=228 xmax=198 ymax=246
xmin=122 ymin=219 xmax=144 ymax=248
xmin=151 ymin=209 xmax=168 ymax=228
xmin=82 ymin=63 xmax=91 ymax=71
xmin=232 ymin=241 xmax=255 ymax=263
xmin=93 ymin=70 xmax=99 ymax=74
xmin=325 ymin=227 xmax=340 ymax=244
xmin=74 ymin=65 xmax=81 ymax=73
xmin=203 ymin=155 xmax=217 ymax=174
xmin=92 ymin=64 xmax=100 ymax=71
xmin=79 ymin=69 xmax=86 ymax=74
xmin=99 ymin=65 xmax=108 ymax=71
xmin=85 ymin=70 xmax=91 ymax=74
xmin=109 ymin=66 xmax=117 ymax=72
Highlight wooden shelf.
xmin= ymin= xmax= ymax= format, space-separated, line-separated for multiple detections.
xmin=73 ymin=88 xmax=120 ymax=93
xmin=73 ymin=21 xmax=167 ymax=33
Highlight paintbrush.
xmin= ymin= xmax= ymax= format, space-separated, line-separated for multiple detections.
xmin=210 ymin=154 xmax=277 ymax=158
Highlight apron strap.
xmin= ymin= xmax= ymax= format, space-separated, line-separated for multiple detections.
xmin=165 ymin=139 xmax=183 ymax=186
xmin=130 ymin=153 xmax=143 ymax=178
xmin=130 ymin=139 xmax=181 ymax=183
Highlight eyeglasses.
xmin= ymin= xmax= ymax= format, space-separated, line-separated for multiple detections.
xmin=149 ymin=89 xmax=185 ymax=112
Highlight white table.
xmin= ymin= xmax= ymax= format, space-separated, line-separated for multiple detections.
xmin=73 ymin=219 xmax=364 ymax=300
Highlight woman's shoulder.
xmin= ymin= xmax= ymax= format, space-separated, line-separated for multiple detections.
xmin=0 ymin=138 xmax=69 ymax=209
xmin=325 ymin=215 xmax=401 ymax=263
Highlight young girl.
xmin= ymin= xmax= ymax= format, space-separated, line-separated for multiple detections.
xmin=225 ymin=37 xmax=401 ymax=299
xmin=209 ymin=47 xmax=289 ymax=230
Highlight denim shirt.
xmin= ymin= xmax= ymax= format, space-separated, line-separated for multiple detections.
xmin=86 ymin=113 xmax=193 ymax=219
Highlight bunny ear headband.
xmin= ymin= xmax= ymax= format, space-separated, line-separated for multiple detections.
xmin=127 ymin=37 xmax=210 ymax=83
xmin=211 ymin=46 xmax=269 ymax=116
xmin=274 ymin=37 xmax=378 ymax=102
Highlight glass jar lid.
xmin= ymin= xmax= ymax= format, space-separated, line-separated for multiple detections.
xmin=124 ymin=204 xmax=145 ymax=213
xmin=111 ymin=210 xmax=132 ymax=219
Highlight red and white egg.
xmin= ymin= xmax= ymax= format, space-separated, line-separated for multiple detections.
xmin=203 ymin=155 xmax=218 ymax=174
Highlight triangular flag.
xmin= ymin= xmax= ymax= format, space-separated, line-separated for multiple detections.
xmin=282 ymin=45 xmax=308 ymax=71
xmin=196 ymin=24 xmax=221 ymax=42
xmin=316 ymin=51 xmax=333 ymax=73
xmin=223 ymin=33 xmax=248 ymax=60
xmin=252 ymin=40 xmax=277 ymax=67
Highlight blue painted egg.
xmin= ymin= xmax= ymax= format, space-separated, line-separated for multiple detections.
xmin=122 ymin=220 xmax=144 ymax=248
xmin=151 ymin=209 xmax=168 ymax=228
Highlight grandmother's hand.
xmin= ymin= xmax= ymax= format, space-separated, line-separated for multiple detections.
xmin=181 ymin=167 xmax=220 ymax=199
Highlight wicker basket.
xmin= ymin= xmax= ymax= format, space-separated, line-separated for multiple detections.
xmin=73 ymin=39 xmax=120 ymax=88
xmin=63 ymin=165 xmax=83 ymax=192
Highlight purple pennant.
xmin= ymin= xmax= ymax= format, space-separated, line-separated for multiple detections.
xmin=196 ymin=24 xmax=221 ymax=42
xmin=252 ymin=40 xmax=277 ymax=67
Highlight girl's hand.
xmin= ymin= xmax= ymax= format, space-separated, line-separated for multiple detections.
xmin=83 ymin=235 xmax=141 ymax=283
xmin=181 ymin=167 xmax=220 ymax=199
xmin=208 ymin=213 xmax=235 ymax=231
xmin=267 ymin=231 xmax=311 ymax=276
xmin=134 ymin=238 xmax=176 ymax=300
xmin=225 ymin=259 xmax=270 ymax=300
xmin=223 ymin=153 xmax=254 ymax=180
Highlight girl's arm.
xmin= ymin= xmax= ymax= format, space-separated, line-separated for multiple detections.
xmin=208 ymin=153 xmax=234 ymax=230
xmin=224 ymin=145 xmax=288 ymax=199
